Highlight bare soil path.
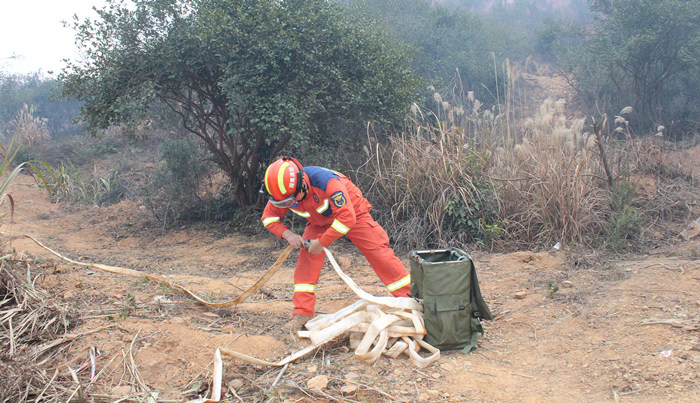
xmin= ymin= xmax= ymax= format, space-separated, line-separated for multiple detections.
xmin=4 ymin=170 xmax=699 ymax=402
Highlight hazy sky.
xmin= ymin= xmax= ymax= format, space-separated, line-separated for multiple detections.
xmin=0 ymin=0 xmax=106 ymax=75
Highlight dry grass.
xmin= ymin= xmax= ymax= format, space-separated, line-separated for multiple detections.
xmin=359 ymin=92 xmax=610 ymax=250
xmin=491 ymin=98 xmax=608 ymax=248
xmin=0 ymin=253 xmax=78 ymax=402
xmin=7 ymin=104 xmax=50 ymax=147
xmin=356 ymin=115 xmax=493 ymax=250
xmin=359 ymin=64 xmax=697 ymax=252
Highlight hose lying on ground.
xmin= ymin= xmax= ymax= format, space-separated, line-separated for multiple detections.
xmin=25 ymin=234 xmax=293 ymax=307
xmin=25 ymin=235 xmax=439 ymax=402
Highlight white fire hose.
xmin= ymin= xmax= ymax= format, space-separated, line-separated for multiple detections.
xmin=25 ymin=235 xmax=439 ymax=402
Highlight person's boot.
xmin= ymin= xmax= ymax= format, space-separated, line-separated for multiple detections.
xmin=282 ymin=314 xmax=313 ymax=344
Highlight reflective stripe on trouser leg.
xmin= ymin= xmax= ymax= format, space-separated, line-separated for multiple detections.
xmin=294 ymin=283 xmax=316 ymax=293
xmin=386 ymin=274 xmax=411 ymax=292
xmin=347 ymin=213 xmax=411 ymax=297
xmin=292 ymin=224 xmax=326 ymax=316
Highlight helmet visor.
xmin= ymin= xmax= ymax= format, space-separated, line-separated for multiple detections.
xmin=269 ymin=193 xmax=297 ymax=209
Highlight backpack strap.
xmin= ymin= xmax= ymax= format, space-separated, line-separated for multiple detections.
xmin=454 ymin=248 xmax=493 ymax=321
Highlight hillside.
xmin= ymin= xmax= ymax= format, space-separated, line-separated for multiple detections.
xmin=3 ymin=146 xmax=699 ymax=401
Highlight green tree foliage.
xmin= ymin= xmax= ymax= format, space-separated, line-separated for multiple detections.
xmin=553 ymin=0 xmax=700 ymax=135
xmin=59 ymin=0 xmax=420 ymax=207
xmin=342 ymin=1 xmax=504 ymax=99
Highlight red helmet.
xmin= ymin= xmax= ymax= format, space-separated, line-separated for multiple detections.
xmin=264 ymin=156 xmax=304 ymax=206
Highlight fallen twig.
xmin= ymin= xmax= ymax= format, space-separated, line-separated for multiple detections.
xmin=34 ymin=368 xmax=59 ymax=402
xmin=271 ymin=363 xmax=289 ymax=388
xmin=31 ymin=324 xmax=115 ymax=358
xmin=493 ymin=310 xmax=511 ymax=321
xmin=326 ymin=376 xmax=397 ymax=401
xmin=127 ymin=330 xmax=159 ymax=403
xmin=641 ymin=263 xmax=685 ymax=274
xmin=637 ymin=318 xmax=686 ymax=326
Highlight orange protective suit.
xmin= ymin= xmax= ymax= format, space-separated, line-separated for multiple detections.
xmin=261 ymin=166 xmax=411 ymax=316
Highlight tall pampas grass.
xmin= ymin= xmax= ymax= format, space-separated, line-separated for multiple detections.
xmin=356 ymin=110 xmax=494 ymax=249
xmin=492 ymin=98 xmax=607 ymax=248
xmin=358 ymin=59 xmax=613 ymax=250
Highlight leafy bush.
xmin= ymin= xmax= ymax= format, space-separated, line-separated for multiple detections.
xmin=604 ymin=179 xmax=641 ymax=251
xmin=60 ymin=0 xmax=419 ymax=208
xmin=143 ymin=138 xmax=213 ymax=226
xmin=607 ymin=205 xmax=642 ymax=252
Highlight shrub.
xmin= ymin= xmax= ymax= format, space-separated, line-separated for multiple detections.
xmin=143 ymin=138 xmax=213 ymax=226
xmin=607 ymin=204 xmax=642 ymax=252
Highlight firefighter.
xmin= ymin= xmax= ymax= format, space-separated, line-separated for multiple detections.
xmin=261 ymin=156 xmax=411 ymax=335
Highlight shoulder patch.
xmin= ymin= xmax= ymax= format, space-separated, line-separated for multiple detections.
xmin=330 ymin=191 xmax=347 ymax=208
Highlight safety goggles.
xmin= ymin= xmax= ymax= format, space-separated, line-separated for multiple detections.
xmin=269 ymin=193 xmax=298 ymax=209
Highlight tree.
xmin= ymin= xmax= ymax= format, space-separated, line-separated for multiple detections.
xmin=59 ymin=0 xmax=420 ymax=207
xmin=342 ymin=1 xmax=495 ymax=94
xmin=556 ymin=0 xmax=700 ymax=134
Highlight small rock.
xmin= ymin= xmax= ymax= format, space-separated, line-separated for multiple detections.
xmin=657 ymin=380 xmax=670 ymax=387
xmin=679 ymin=216 xmax=700 ymax=240
xmin=417 ymin=393 xmax=430 ymax=402
xmin=227 ymin=378 xmax=244 ymax=390
xmin=111 ymin=385 xmax=132 ymax=396
xmin=345 ymin=371 xmax=360 ymax=381
xmin=63 ymin=291 xmax=74 ymax=299
xmin=514 ymin=291 xmax=527 ymax=299
xmin=431 ymin=372 xmax=441 ymax=379
xmin=426 ymin=390 xmax=440 ymax=398
xmin=307 ymin=364 xmax=318 ymax=373
xmin=562 ymin=281 xmax=573 ymax=288
xmin=336 ymin=256 xmax=352 ymax=269
xmin=340 ymin=384 xmax=358 ymax=394
xmin=307 ymin=375 xmax=328 ymax=390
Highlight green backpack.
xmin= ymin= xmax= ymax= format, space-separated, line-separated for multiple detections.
xmin=409 ymin=248 xmax=493 ymax=353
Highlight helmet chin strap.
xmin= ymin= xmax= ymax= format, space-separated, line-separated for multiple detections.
xmin=297 ymin=181 xmax=309 ymax=201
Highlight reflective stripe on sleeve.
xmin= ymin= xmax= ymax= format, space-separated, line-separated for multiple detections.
xmin=315 ymin=199 xmax=330 ymax=214
xmin=262 ymin=216 xmax=280 ymax=227
xmin=386 ymin=275 xmax=411 ymax=292
xmin=294 ymin=283 xmax=317 ymax=293
xmin=330 ymin=219 xmax=350 ymax=234
xmin=289 ymin=209 xmax=311 ymax=218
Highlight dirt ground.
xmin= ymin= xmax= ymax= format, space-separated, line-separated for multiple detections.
xmin=3 ymin=151 xmax=700 ymax=402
